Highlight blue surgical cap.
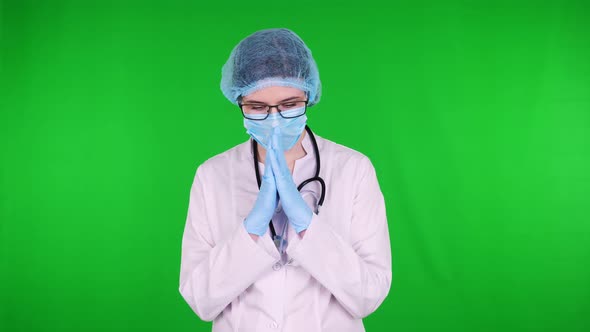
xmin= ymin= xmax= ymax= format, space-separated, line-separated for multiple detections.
xmin=220 ymin=28 xmax=322 ymax=107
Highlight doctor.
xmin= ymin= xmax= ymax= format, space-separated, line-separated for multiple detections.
xmin=179 ymin=28 xmax=392 ymax=332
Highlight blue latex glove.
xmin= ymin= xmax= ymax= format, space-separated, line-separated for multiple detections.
xmin=244 ymin=146 xmax=278 ymax=236
xmin=267 ymin=129 xmax=313 ymax=233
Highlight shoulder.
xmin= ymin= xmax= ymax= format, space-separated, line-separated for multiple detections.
xmin=315 ymin=134 xmax=374 ymax=171
xmin=193 ymin=139 xmax=250 ymax=180
xmin=315 ymin=135 xmax=382 ymax=199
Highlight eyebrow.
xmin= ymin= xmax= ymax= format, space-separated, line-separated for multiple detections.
xmin=242 ymin=96 xmax=303 ymax=104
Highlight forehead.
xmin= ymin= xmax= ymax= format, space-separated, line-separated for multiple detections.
xmin=242 ymin=86 xmax=306 ymax=103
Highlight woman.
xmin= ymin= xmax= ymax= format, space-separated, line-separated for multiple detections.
xmin=179 ymin=28 xmax=392 ymax=332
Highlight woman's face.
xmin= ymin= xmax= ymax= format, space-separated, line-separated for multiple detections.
xmin=241 ymin=86 xmax=307 ymax=112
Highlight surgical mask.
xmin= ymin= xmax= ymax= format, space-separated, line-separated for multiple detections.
xmin=244 ymin=107 xmax=307 ymax=151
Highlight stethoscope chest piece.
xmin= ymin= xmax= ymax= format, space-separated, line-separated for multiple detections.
xmin=273 ymin=235 xmax=287 ymax=250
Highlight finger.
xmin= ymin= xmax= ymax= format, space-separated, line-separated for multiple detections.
xmin=271 ymin=128 xmax=284 ymax=153
xmin=272 ymin=128 xmax=292 ymax=170
xmin=268 ymin=146 xmax=287 ymax=186
xmin=274 ymin=145 xmax=291 ymax=176
xmin=267 ymin=144 xmax=280 ymax=177
xmin=264 ymin=151 xmax=283 ymax=204
xmin=262 ymin=148 xmax=276 ymax=182
xmin=269 ymin=149 xmax=295 ymax=195
xmin=270 ymin=127 xmax=278 ymax=150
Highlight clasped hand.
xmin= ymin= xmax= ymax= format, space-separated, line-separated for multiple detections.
xmin=244 ymin=128 xmax=312 ymax=236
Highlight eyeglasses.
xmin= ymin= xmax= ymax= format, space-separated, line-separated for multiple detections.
xmin=238 ymin=100 xmax=309 ymax=120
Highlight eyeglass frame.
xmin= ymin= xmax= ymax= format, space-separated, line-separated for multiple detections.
xmin=237 ymin=95 xmax=311 ymax=120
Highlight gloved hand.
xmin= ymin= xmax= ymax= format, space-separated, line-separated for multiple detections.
xmin=267 ymin=128 xmax=313 ymax=233
xmin=243 ymin=146 xmax=278 ymax=236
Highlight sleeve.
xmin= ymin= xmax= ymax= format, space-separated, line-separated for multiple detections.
xmin=286 ymin=156 xmax=392 ymax=319
xmin=178 ymin=165 xmax=277 ymax=321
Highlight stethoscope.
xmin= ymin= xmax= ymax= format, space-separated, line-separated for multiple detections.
xmin=252 ymin=125 xmax=326 ymax=251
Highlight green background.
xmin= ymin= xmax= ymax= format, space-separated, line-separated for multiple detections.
xmin=1 ymin=1 xmax=589 ymax=331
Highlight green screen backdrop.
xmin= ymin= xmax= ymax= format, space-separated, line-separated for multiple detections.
xmin=1 ymin=1 xmax=589 ymax=331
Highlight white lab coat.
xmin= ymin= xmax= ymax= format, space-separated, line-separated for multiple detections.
xmin=179 ymin=131 xmax=392 ymax=331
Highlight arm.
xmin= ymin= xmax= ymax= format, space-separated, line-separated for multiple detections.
xmin=178 ymin=166 xmax=277 ymax=321
xmin=286 ymin=156 xmax=392 ymax=319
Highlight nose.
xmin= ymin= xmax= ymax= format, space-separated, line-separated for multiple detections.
xmin=268 ymin=105 xmax=280 ymax=114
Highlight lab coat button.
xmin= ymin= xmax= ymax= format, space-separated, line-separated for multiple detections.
xmin=272 ymin=262 xmax=282 ymax=271
xmin=269 ymin=321 xmax=279 ymax=328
